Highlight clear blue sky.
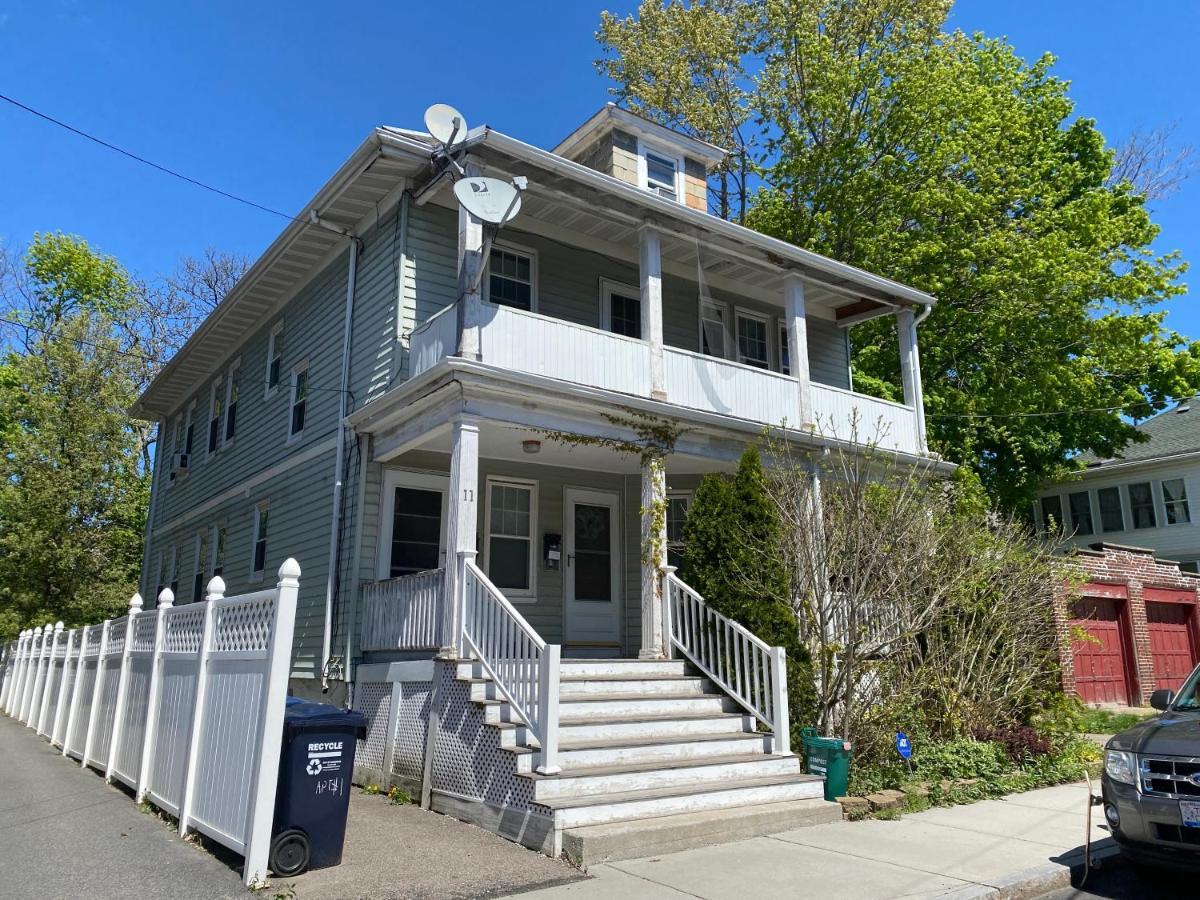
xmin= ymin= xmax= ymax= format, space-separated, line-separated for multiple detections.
xmin=1 ymin=1 xmax=1196 ymax=332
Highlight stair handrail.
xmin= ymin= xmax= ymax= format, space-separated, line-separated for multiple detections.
xmin=460 ymin=557 xmax=561 ymax=774
xmin=663 ymin=569 xmax=790 ymax=755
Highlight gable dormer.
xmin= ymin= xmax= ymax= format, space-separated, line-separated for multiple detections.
xmin=553 ymin=103 xmax=727 ymax=212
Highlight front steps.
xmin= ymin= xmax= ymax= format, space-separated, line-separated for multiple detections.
xmin=457 ymin=657 xmax=837 ymax=864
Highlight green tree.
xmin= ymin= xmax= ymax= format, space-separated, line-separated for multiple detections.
xmin=597 ymin=1 xmax=1198 ymax=509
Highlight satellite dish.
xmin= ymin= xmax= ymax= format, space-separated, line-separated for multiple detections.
xmin=425 ymin=103 xmax=468 ymax=149
xmin=454 ymin=176 xmax=524 ymax=225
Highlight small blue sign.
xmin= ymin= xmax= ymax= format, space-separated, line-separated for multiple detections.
xmin=895 ymin=732 xmax=912 ymax=760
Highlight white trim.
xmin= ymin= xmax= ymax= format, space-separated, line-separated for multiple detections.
xmin=562 ymin=486 xmax=622 ymax=646
xmin=599 ymin=277 xmax=641 ymax=337
xmin=1095 ymin=484 xmax=1125 ymax=534
xmin=1127 ymin=480 xmax=1158 ymax=530
xmin=636 ymin=138 xmax=685 ymax=204
xmin=210 ymin=522 xmax=226 ymax=578
xmin=222 ymin=356 xmax=241 ymax=447
xmin=206 ymin=375 xmax=224 ymax=457
xmin=698 ymin=298 xmax=730 ymax=359
xmin=483 ymin=476 xmax=538 ymax=602
xmin=777 ymin=319 xmax=791 ymax=376
xmin=734 ymin=306 xmax=771 ymax=370
xmin=249 ymin=501 xmax=269 ymax=582
xmin=1161 ymin=477 xmax=1191 ymax=526
xmin=264 ymin=321 xmax=284 ymax=401
xmin=665 ymin=490 xmax=693 ymax=566
xmin=191 ymin=529 xmax=210 ymax=604
xmin=376 ymin=469 xmax=450 ymax=580
xmin=1064 ymin=488 xmax=1096 ymax=539
xmin=482 ymin=240 xmax=538 ymax=313
xmin=287 ymin=358 xmax=310 ymax=446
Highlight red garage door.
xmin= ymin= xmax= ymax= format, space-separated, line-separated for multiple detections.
xmin=1146 ymin=601 xmax=1198 ymax=692
xmin=1070 ymin=597 xmax=1132 ymax=705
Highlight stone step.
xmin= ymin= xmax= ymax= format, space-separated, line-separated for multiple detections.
xmin=526 ymin=752 xmax=802 ymax=801
xmin=557 ymin=711 xmax=753 ymax=744
xmin=562 ymin=797 xmax=844 ymax=868
xmin=558 ymin=693 xmax=732 ymax=720
xmin=544 ymin=772 xmax=826 ymax=829
xmin=559 ymin=659 xmax=689 ymax=678
xmin=515 ymin=732 xmax=769 ymax=773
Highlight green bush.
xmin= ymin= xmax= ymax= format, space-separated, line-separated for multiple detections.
xmin=913 ymin=737 xmax=1011 ymax=781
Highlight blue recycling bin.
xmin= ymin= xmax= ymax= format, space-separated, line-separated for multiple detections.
xmin=270 ymin=697 xmax=369 ymax=876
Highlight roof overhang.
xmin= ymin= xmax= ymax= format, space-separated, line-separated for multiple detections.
xmin=553 ymin=103 xmax=728 ymax=170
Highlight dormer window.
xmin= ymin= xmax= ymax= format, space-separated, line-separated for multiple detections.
xmin=643 ymin=148 xmax=680 ymax=200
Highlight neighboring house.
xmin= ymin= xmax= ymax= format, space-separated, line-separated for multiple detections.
xmin=1037 ymin=400 xmax=1200 ymax=570
xmin=133 ymin=103 xmax=944 ymax=857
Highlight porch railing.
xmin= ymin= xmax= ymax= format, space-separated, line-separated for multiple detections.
xmin=461 ymin=558 xmax=561 ymax=774
xmin=361 ymin=569 xmax=445 ymax=652
xmin=664 ymin=570 xmax=790 ymax=754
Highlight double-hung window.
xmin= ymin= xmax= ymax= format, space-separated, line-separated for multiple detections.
xmin=1067 ymin=491 xmax=1093 ymax=536
xmin=265 ymin=322 xmax=283 ymax=398
xmin=224 ymin=360 xmax=240 ymax=443
xmin=1098 ymin=486 xmax=1124 ymax=532
xmin=1129 ymin=482 xmax=1157 ymax=529
xmin=486 ymin=245 xmax=535 ymax=311
xmin=486 ymin=478 xmax=536 ymax=597
xmin=666 ymin=492 xmax=692 ymax=570
xmin=736 ymin=310 xmax=770 ymax=369
xmin=211 ymin=524 xmax=226 ymax=578
xmin=251 ymin=502 xmax=269 ymax=579
xmin=193 ymin=530 xmax=210 ymax=603
xmin=601 ymin=279 xmax=641 ymax=339
xmin=208 ymin=376 xmax=224 ymax=454
xmin=1039 ymin=495 xmax=1063 ymax=535
xmin=700 ymin=300 xmax=728 ymax=359
xmin=1163 ymin=478 xmax=1190 ymax=525
xmin=642 ymin=147 xmax=680 ymax=200
xmin=289 ymin=362 xmax=309 ymax=441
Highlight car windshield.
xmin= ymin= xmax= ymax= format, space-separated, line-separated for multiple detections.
xmin=1175 ymin=666 xmax=1200 ymax=710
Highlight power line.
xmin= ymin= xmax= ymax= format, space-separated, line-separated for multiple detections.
xmin=927 ymin=400 xmax=1182 ymax=420
xmin=0 ymin=92 xmax=301 ymax=224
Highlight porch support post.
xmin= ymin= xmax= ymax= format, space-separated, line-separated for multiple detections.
xmin=440 ymin=417 xmax=479 ymax=659
xmin=896 ymin=308 xmax=927 ymax=450
xmin=639 ymin=456 xmax=668 ymax=659
xmin=640 ymin=225 xmax=666 ymax=401
xmin=456 ymin=161 xmax=485 ymax=362
xmin=784 ymin=274 xmax=814 ymax=430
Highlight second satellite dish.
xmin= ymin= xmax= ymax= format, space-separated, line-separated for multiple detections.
xmin=425 ymin=103 xmax=468 ymax=150
xmin=454 ymin=177 xmax=523 ymax=225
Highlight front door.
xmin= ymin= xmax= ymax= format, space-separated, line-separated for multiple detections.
xmin=379 ymin=471 xmax=449 ymax=579
xmin=564 ymin=488 xmax=621 ymax=655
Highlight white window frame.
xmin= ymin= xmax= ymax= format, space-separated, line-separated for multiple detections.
xmin=1038 ymin=494 xmax=1064 ymax=535
xmin=777 ymin=320 xmax=791 ymax=376
xmin=207 ymin=375 xmax=224 ymax=456
xmin=376 ymin=470 xmax=450 ymax=580
xmin=168 ymin=544 xmax=179 ymax=596
xmin=482 ymin=240 xmax=538 ymax=313
xmin=210 ymin=522 xmax=226 ymax=578
xmin=265 ymin=321 xmax=284 ymax=400
xmin=192 ymin=530 xmax=210 ymax=604
xmin=155 ymin=551 xmax=167 ymax=600
xmin=223 ymin=357 xmax=241 ymax=447
xmin=599 ymin=277 xmax=642 ymax=339
xmin=636 ymin=138 xmax=686 ymax=203
xmin=483 ymin=476 xmax=538 ymax=602
xmin=1162 ymin=477 xmax=1191 ymax=526
xmin=1066 ymin=490 xmax=1095 ymax=537
xmin=666 ymin=490 xmax=693 ymax=568
xmin=183 ymin=401 xmax=196 ymax=458
xmin=735 ymin=307 xmax=771 ymax=370
xmin=699 ymin=298 xmax=730 ymax=359
xmin=1128 ymin=481 xmax=1157 ymax=530
xmin=287 ymin=359 xmax=309 ymax=445
xmin=1096 ymin=485 xmax=1125 ymax=533
xmin=250 ymin=501 xmax=269 ymax=582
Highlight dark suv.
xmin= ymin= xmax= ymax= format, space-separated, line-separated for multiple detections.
xmin=1103 ymin=663 xmax=1200 ymax=868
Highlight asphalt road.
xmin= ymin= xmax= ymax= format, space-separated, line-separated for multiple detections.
xmin=1039 ymin=852 xmax=1194 ymax=898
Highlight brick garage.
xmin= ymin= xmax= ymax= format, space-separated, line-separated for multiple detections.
xmin=1057 ymin=543 xmax=1200 ymax=706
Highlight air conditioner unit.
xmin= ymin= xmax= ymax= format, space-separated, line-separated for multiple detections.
xmin=172 ymin=452 xmax=190 ymax=473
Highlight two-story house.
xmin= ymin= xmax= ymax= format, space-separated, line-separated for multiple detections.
xmin=132 ymin=104 xmax=943 ymax=859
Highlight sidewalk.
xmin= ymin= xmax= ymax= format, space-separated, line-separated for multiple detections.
xmin=515 ymin=782 xmax=1117 ymax=900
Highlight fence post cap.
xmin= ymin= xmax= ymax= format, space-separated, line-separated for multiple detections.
xmin=277 ymin=558 xmax=301 ymax=583
xmin=129 ymin=593 xmax=144 ymax=612
xmin=54 ymin=621 xmax=64 ymax=633
xmin=157 ymin=588 xmax=175 ymax=609
xmin=205 ymin=575 xmax=226 ymax=600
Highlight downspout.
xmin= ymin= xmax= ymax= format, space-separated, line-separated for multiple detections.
xmin=322 ymin=227 xmax=361 ymax=692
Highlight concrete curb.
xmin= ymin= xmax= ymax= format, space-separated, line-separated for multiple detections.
xmin=938 ymin=843 xmax=1122 ymax=900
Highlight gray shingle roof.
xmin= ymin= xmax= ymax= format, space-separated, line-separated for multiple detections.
xmin=1079 ymin=398 xmax=1200 ymax=467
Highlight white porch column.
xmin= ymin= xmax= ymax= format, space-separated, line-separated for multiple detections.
xmin=784 ymin=274 xmax=814 ymax=429
xmin=456 ymin=163 xmax=485 ymax=362
xmin=440 ymin=418 xmax=480 ymax=658
xmin=640 ymin=225 xmax=666 ymax=401
xmin=896 ymin=308 xmax=928 ymax=451
xmin=639 ymin=457 xmax=668 ymax=659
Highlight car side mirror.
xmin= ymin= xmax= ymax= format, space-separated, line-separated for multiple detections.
xmin=1150 ymin=689 xmax=1175 ymax=711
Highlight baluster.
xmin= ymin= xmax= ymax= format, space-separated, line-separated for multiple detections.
xmin=740 ymin=633 xmax=751 ymax=705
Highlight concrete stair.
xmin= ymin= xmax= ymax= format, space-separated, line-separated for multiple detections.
xmin=457 ymin=657 xmax=838 ymax=865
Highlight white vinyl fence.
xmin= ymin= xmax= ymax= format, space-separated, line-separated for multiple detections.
xmin=0 ymin=560 xmax=301 ymax=887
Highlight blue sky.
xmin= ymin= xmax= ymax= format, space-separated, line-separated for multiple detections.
xmin=1 ymin=1 xmax=1196 ymax=332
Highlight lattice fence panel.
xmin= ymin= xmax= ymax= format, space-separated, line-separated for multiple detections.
xmin=353 ymin=682 xmax=392 ymax=772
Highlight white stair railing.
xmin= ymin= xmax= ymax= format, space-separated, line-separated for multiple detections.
xmin=664 ymin=570 xmax=790 ymax=755
xmin=460 ymin=557 xmax=561 ymax=774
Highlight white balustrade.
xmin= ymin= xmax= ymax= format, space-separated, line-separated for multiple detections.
xmin=811 ymin=382 xmax=920 ymax=453
xmin=664 ymin=570 xmax=790 ymax=755
xmin=663 ymin=346 xmax=799 ymax=425
xmin=409 ymin=303 xmax=458 ymax=379
xmin=361 ymin=569 xmax=444 ymax=652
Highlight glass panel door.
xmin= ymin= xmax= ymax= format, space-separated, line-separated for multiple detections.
xmin=389 ymin=487 xmax=444 ymax=577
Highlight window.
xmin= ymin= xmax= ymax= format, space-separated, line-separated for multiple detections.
xmin=1039 ymin=495 xmax=1063 ymax=535
xmin=601 ymin=279 xmax=641 ymax=339
xmin=666 ymin=492 xmax=692 ymax=570
xmin=192 ymin=530 xmax=210 ymax=603
xmin=289 ymin=362 xmax=309 ymax=440
xmin=251 ymin=502 xmax=269 ymax=578
xmin=778 ymin=322 xmax=791 ymax=375
xmin=169 ymin=545 xmax=179 ymax=596
xmin=736 ymin=311 xmax=769 ymax=369
xmin=224 ymin=360 xmax=240 ymax=443
xmin=1129 ymin=482 xmax=1157 ymax=529
xmin=486 ymin=245 xmax=534 ymax=311
xmin=486 ymin=479 xmax=536 ymax=596
xmin=645 ymin=151 xmax=678 ymax=199
xmin=211 ymin=524 xmax=226 ymax=578
xmin=208 ymin=376 xmax=224 ymax=454
xmin=1163 ymin=478 xmax=1190 ymax=525
xmin=1098 ymin=486 xmax=1124 ymax=532
xmin=700 ymin=300 xmax=728 ymax=358
xmin=1180 ymin=561 xmax=1199 ymax=574
xmin=168 ymin=416 xmax=182 ymax=482
xmin=184 ymin=402 xmax=195 ymax=457
xmin=1068 ymin=491 xmax=1093 ymax=536
xmin=379 ymin=471 xmax=448 ymax=579
xmin=265 ymin=322 xmax=283 ymax=398
xmin=156 ymin=552 xmax=167 ymax=600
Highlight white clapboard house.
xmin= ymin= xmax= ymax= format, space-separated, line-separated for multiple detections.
xmin=132 ymin=103 xmax=942 ymax=861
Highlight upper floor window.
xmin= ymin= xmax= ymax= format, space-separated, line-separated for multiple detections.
xmin=1098 ymin=486 xmax=1124 ymax=532
xmin=266 ymin=322 xmax=283 ymax=398
xmin=1039 ymin=495 xmax=1063 ymax=535
xmin=224 ymin=361 xmax=240 ymax=443
xmin=1129 ymin=482 xmax=1156 ymax=529
xmin=1163 ymin=478 xmax=1190 ymax=525
xmin=193 ymin=530 xmax=210 ymax=603
xmin=486 ymin=245 xmax=535 ymax=311
xmin=251 ymin=502 xmax=269 ymax=579
xmin=640 ymin=145 xmax=682 ymax=201
xmin=600 ymin=279 xmax=641 ymax=339
xmin=736 ymin=310 xmax=769 ymax=369
xmin=778 ymin=322 xmax=791 ymax=376
xmin=211 ymin=523 xmax=226 ymax=578
xmin=1067 ymin=491 xmax=1093 ymax=536
xmin=486 ymin=478 xmax=536 ymax=597
xmin=169 ymin=544 xmax=180 ymax=596
xmin=156 ymin=552 xmax=168 ymax=600
xmin=208 ymin=376 xmax=224 ymax=454
xmin=289 ymin=362 xmax=309 ymax=442
xmin=700 ymin=300 xmax=728 ymax=359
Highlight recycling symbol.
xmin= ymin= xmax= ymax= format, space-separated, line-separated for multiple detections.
xmin=306 ymin=758 xmax=323 ymax=775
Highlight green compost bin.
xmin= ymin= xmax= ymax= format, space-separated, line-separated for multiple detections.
xmin=801 ymin=727 xmax=852 ymax=800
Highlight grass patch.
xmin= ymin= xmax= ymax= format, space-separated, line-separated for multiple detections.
xmin=1076 ymin=707 xmax=1154 ymax=735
